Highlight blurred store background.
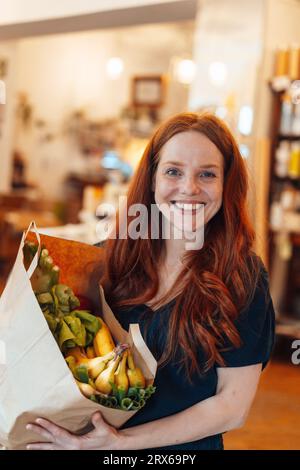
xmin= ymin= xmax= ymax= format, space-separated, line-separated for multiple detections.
xmin=0 ymin=0 xmax=300 ymax=449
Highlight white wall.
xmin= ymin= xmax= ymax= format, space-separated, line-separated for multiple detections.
xmin=0 ymin=41 xmax=17 ymax=192
xmin=188 ymin=0 xmax=300 ymax=263
xmin=189 ymin=0 xmax=264 ymax=116
xmin=188 ymin=0 xmax=265 ymax=250
xmin=12 ymin=22 xmax=193 ymax=198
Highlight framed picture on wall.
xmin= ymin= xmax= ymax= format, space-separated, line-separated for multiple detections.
xmin=132 ymin=75 xmax=165 ymax=108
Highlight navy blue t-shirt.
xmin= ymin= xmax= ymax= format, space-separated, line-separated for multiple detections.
xmin=110 ymin=263 xmax=275 ymax=451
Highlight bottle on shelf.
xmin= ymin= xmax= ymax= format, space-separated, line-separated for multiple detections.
xmin=274 ymin=47 xmax=289 ymax=77
xmin=275 ymin=140 xmax=290 ymax=178
xmin=273 ymin=45 xmax=300 ymax=80
xmin=288 ymin=45 xmax=300 ymax=81
xmin=280 ymin=183 xmax=296 ymax=211
xmin=288 ymin=142 xmax=300 ymax=179
xmin=279 ymin=93 xmax=293 ymax=135
xmin=291 ymin=102 xmax=300 ymax=137
xmin=270 ymin=200 xmax=284 ymax=230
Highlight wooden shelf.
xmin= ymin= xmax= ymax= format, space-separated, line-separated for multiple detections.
xmin=269 ymin=226 xmax=300 ymax=235
xmin=271 ymin=175 xmax=300 ymax=185
xmin=278 ymin=134 xmax=300 ymax=141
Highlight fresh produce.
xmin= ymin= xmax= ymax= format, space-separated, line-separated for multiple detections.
xmin=115 ymin=350 xmax=129 ymax=394
xmin=127 ymin=351 xmax=146 ymax=388
xmin=95 ymin=354 xmax=121 ymax=394
xmin=64 ymin=341 xmax=155 ymax=410
xmin=23 ymin=242 xmax=60 ymax=294
xmin=86 ymin=346 xmax=96 ymax=358
xmin=23 ymin=240 xmax=156 ymax=412
xmin=93 ymin=318 xmax=115 ymax=356
xmin=23 ymin=241 xmax=101 ymax=352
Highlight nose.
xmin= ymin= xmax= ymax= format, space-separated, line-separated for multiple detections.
xmin=179 ymin=174 xmax=201 ymax=195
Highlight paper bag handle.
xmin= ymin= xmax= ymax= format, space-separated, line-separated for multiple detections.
xmin=129 ymin=323 xmax=157 ymax=378
xmin=21 ymin=221 xmax=41 ymax=278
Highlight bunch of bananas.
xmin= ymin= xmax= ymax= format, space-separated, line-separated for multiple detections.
xmin=65 ymin=322 xmax=155 ymax=410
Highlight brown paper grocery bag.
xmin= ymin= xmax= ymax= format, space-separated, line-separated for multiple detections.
xmin=0 ymin=222 xmax=157 ymax=450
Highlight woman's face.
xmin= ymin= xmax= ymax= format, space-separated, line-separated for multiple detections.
xmin=153 ymin=130 xmax=224 ymax=235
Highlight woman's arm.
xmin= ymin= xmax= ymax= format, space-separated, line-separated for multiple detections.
xmin=118 ymin=363 xmax=262 ymax=449
xmin=26 ymin=364 xmax=261 ymax=450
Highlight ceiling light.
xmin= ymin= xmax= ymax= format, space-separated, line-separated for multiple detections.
xmin=174 ymin=59 xmax=196 ymax=85
xmin=106 ymin=57 xmax=124 ymax=80
xmin=209 ymin=62 xmax=228 ymax=87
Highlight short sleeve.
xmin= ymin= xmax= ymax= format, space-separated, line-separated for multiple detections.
xmin=218 ymin=263 xmax=276 ymax=370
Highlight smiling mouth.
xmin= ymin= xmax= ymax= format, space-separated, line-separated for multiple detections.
xmin=170 ymin=201 xmax=206 ymax=211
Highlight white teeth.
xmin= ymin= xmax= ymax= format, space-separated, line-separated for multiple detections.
xmin=173 ymin=202 xmax=204 ymax=210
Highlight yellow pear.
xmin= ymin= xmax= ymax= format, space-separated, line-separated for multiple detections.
xmin=86 ymin=346 xmax=96 ymax=358
xmin=95 ymin=355 xmax=121 ymax=394
xmin=127 ymin=352 xmax=146 ymax=388
xmin=93 ymin=319 xmax=115 ymax=356
xmin=66 ymin=346 xmax=89 ymax=364
xmin=75 ymin=379 xmax=97 ymax=398
xmin=87 ymin=350 xmax=115 ymax=379
xmin=115 ymin=350 xmax=129 ymax=393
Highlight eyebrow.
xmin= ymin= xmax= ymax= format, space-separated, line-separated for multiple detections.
xmin=162 ymin=161 xmax=220 ymax=169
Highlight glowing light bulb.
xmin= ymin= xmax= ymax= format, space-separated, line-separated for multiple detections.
xmin=209 ymin=62 xmax=228 ymax=87
xmin=106 ymin=57 xmax=124 ymax=80
xmin=174 ymin=59 xmax=196 ymax=85
xmin=238 ymin=105 xmax=253 ymax=136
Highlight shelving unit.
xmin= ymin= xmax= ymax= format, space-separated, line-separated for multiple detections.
xmin=268 ymin=85 xmax=300 ymax=339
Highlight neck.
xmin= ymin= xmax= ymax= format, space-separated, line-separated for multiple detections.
xmin=163 ymin=237 xmax=187 ymax=268
xmin=162 ymin=224 xmax=204 ymax=267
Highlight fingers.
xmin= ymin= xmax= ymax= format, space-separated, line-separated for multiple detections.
xmin=91 ymin=412 xmax=105 ymax=428
xmin=27 ymin=442 xmax=59 ymax=450
xmin=26 ymin=423 xmax=52 ymax=441
xmin=34 ymin=418 xmax=70 ymax=439
xmin=26 ymin=418 xmax=80 ymax=450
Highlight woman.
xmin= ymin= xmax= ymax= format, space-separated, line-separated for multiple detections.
xmin=26 ymin=113 xmax=275 ymax=450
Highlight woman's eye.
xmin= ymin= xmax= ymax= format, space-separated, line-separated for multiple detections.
xmin=200 ymin=171 xmax=216 ymax=178
xmin=165 ymin=168 xmax=181 ymax=176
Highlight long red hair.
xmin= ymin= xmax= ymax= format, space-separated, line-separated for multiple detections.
xmin=100 ymin=112 xmax=261 ymax=377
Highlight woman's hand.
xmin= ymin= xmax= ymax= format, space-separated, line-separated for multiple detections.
xmin=26 ymin=412 xmax=124 ymax=450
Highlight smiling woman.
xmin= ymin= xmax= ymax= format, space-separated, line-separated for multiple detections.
xmin=27 ymin=113 xmax=275 ymax=451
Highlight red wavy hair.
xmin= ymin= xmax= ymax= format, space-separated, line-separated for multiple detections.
xmin=100 ymin=112 xmax=261 ymax=377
